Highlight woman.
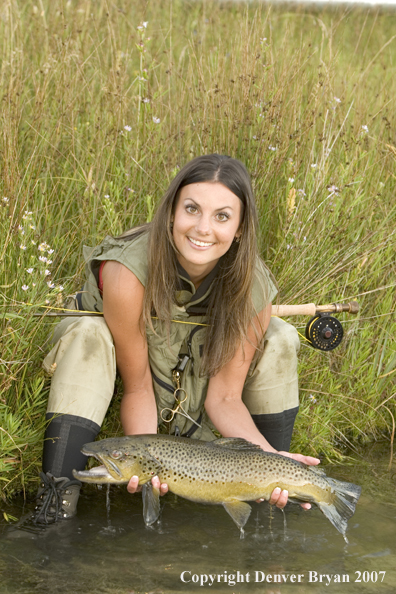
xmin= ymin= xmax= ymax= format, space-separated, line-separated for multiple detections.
xmin=35 ymin=154 xmax=319 ymax=524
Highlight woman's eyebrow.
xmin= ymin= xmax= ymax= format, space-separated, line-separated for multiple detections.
xmin=183 ymin=198 xmax=235 ymax=211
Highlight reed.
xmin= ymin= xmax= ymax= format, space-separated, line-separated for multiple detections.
xmin=0 ymin=0 xmax=395 ymax=500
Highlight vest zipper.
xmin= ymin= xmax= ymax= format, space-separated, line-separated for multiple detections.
xmin=151 ymin=371 xmax=174 ymax=394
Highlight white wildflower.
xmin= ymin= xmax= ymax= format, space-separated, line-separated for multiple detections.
xmin=38 ymin=242 xmax=49 ymax=252
xmin=47 ymin=249 xmax=54 ymax=255
xmin=268 ymin=146 xmax=277 ymax=151
xmin=2 ymin=197 xmax=9 ymax=203
xmin=142 ymin=97 xmax=150 ymax=103
xmin=311 ymin=163 xmax=317 ymax=168
xmin=44 ymin=269 xmax=51 ymax=276
xmin=47 ymin=281 xmax=55 ymax=289
xmin=334 ymin=97 xmax=341 ymax=103
xmin=22 ymin=284 xmax=29 ymax=291
xmin=143 ymin=21 xmax=148 ymax=28
xmin=152 ymin=116 xmax=161 ymax=124
xmin=124 ymin=125 xmax=132 ymax=132
xmin=288 ymin=178 xmax=295 ymax=183
xmin=309 ymin=394 xmax=317 ymax=404
xmin=39 ymin=256 xmax=48 ymax=262
xmin=47 ymin=259 xmax=53 ymax=265
xmin=297 ymin=189 xmax=306 ymax=196
xmin=362 ymin=125 xmax=369 ymax=133
xmin=26 ymin=268 xmax=34 ymax=274
xmin=20 ymin=245 xmax=27 ymax=250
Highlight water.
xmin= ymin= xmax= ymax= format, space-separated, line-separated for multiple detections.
xmin=1 ymin=442 xmax=395 ymax=594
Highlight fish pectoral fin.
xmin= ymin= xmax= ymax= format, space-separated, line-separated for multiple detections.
xmin=142 ymin=482 xmax=161 ymax=527
xmin=222 ymin=500 xmax=252 ymax=530
xmin=214 ymin=438 xmax=262 ymax=452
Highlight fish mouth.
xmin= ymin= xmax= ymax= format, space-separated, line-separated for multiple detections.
xmin=72 ymin=449 xmax=125 ymax=484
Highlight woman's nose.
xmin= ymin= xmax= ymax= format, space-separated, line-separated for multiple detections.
xmin=195 ymin=214 xmax=211 ymax=235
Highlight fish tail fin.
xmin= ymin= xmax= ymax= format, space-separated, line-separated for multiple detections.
xmin=317 ymin=479 xmax=361 ymax=542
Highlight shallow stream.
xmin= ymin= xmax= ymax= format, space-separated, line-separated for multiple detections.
xmin=1 ymin=442 xmax=395 ymax=594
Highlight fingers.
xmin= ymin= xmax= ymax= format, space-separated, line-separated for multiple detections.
xmin=151 ymin=475 xmax=168 ymax=496
xmin=127 ymin=475 xmax=140 ymax=493
xmin=128 ymin=475 xmax=168 ymax=496
xmin=269 ymin=487 xmax=311 ymax=510
xmin=269 ymin=487 xmax=289 ymax=509
xmin=278 ymin=451 xmax=321 ymax=466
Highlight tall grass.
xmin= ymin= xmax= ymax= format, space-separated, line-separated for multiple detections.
xmin=0 ymin=0 xmax=395 ymax=499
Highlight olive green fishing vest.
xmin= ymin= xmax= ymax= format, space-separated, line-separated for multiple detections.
xmin=79 ymin=231 xmax=277 ymax=441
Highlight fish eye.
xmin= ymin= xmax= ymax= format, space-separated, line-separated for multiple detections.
xmin=111 ymin=450 xmax=123 ymax=459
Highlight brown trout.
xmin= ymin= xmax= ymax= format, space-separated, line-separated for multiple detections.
xmin=73 ymin=434 xmax=361 ymax=541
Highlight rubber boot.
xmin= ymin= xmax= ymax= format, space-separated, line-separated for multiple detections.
xmin=33 ymin=413 xmax=100 ymax=524
xmin=251 ymin=406 xmax=299 ymax=452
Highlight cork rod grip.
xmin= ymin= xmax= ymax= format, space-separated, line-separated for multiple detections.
xmin=272 ymin=301 xmax=359 ymax=317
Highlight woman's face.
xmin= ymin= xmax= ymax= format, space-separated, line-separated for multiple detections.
xmin=172 ymin=181 xmax=242 ymax=287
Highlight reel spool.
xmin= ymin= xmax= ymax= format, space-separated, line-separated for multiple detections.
xmin=305 ymin=314 xmax=344 ymax=351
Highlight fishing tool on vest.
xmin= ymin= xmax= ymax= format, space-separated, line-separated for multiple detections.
xmin=159 ymin=368 xmax=202 ymax=432
xmin=272 ymin=301 xmax=359 ymax=352
xmin=159 ymin=330 xmax=204 ymax=436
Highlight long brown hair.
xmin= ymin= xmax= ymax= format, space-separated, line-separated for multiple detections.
xmin=134 ymin=154 xmax=270 ymax=377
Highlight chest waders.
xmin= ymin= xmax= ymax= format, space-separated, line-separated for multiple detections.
xmin=36 ymin=231 xmax=299 ymax=523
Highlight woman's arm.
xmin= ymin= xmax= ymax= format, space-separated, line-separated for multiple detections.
xmin=204 ymin=303 xmax=320 ymax=509
xmin=101 ymin=261 xmax=167 ymax=495
xmin=102 ymin=261 xmax=157 ymax=434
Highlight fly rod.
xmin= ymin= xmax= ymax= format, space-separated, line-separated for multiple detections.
xmin=29 ymin=301 xmax=359 ymax=351
xmin=30 ymin=300 xmax=359 ymax=318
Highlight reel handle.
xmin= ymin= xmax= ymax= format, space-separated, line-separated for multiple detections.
xmin=272 ymin=301 xmax=359 ymax=317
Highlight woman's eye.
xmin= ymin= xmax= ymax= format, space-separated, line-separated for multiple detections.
xmin=186 ymin=205 xmax=198 ymax=214
xmin=216 ymin=213 xmax=229 ymax=222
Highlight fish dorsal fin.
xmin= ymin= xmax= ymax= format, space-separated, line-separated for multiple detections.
xmin=223 ymin=500 xmax=252 ymax=538
xmin=142 ymin=483 xmax=161 ymax=526
xmin=214 ymin=437 xmax=262 ymax=452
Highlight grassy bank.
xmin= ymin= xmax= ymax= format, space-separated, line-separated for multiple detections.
xmin=0 ymin=0 xmax=395 ymax=502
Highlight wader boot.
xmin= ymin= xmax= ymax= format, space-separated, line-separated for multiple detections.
xmin=33 ymin=413 xmax=100 ymax=524
xmin=252 ymin=406 xmax=299 ymax=452
xmin=34 ymin=473 xmax=82 ymax=524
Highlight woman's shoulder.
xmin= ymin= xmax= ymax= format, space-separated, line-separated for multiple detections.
xmin=84 ymin=229 xmax=150 ymax=287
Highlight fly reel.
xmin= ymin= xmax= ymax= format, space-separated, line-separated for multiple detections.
xmin=305 ymin=314 xmax=344 ymax=351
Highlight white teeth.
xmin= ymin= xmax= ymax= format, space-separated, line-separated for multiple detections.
xmin=188 ymin=237 xmax=214 ymax=247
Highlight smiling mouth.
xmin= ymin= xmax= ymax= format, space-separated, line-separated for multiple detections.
xmin=187 ymin=236 xmax=214 ymax=247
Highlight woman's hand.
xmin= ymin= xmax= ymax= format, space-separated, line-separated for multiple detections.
xmin=127 ymin=475 xmax=168 ymax=496
xmin=267 ymin=451 xmax=321 ymax=510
